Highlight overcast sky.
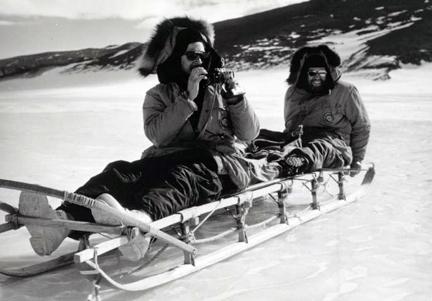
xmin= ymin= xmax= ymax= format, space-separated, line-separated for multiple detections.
xmin=0 ymin=0 xmax=307 ymax=59
xmin=1 ymin=0 xmax=306 ymax=20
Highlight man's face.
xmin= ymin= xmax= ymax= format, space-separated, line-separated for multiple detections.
xmin=181 ymin=42 xmax=207 ymax=74
xmin=307 ymin=67 xmax=327 ymax=91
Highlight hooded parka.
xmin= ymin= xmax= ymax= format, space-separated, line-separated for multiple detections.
xmin=284 ymin=45 xmax=371 ymax=168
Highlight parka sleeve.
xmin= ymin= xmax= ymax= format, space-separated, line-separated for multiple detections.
xmin=283 ymin=87 xmax=296 ymax=133
xmin=345 ymin=86 xmax=371 ymax=163
xmin=143 ymin=89 xmax=196 ymax=147
xmin=227 ymin=96 xmax=260 ymax=142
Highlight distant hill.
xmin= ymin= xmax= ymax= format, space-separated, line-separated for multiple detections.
xmin=0 ymin=0 xmax=430 ymax=82
xmin=0 ymin=42 xmax=144 ymax=81
xmin=215 ymin=0 xmax=432 ymax=78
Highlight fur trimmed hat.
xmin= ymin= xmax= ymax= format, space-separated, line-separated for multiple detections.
xmin=287 ymin=44 xmax=341 ymax=85
xmin=138 ymin=17 xmax=215 ymax=77
xmin=303 ymin=54 xmax=328 ymax=68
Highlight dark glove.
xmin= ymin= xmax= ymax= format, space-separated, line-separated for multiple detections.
xmin=222 ymin=77 xmax=245 ymax=105
xmin=350 ymin=161 xmax=362 ymax=177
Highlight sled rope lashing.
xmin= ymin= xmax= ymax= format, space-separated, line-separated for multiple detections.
xmin=84 ymin=256 xmax=133 ymax=293
xmin=315 ymin=170 xmax=337 ymax=198
xmin=79 ymin=246 xmax=102 ymax=278
xmin=276 ymin=181 xmax=292 ymax=224
xmin=247 ymin=180 xmax=294 ymax=229
xmin=179 ymin=218 xmax=196 ymax=265
xmin=327 ymin=171 xmax=347 ymax=200
xmin=233 ymin=180 xmax=295 ymax=240
xmin=188 ymin=199 xmax=223 ymax=238
xmin=87 ymin=276 xmax=102 ymax=301
xmin=82 ymin=240 xmax=172 ymax=293
xmin=299 ymin=174 xmax=327 ymax=210
xmin=82 ymin=248 xmax=104 ymax=301
xmin=187 ymin=183 xmax=292 ymax=246
xmin=232 ymin=191 xmax=253 ymax=243
xmin=178 ymin=182 xmax=292 ymax=248
xmin=125 ymin=243 xmax=170 ymax=276
xmin=181 ymin=202 xmax=238 ymax=245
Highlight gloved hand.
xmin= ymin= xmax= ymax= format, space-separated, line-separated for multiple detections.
xmin=350 ymin=161 xmax=362 ymax=177
xmin=223 ymin=77 xmax=245 ymax=105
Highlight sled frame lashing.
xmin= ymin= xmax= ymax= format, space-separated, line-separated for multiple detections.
xmin=277 ymin=181 xmax=292 ymax=224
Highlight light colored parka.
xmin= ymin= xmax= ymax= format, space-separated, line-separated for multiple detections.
xmin=141 ymin=82 xmax=260 ymax=189
xmin=284 ymin=79 xmax=370 ymax=163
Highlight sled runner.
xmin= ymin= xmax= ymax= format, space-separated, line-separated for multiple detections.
xmin=0 ymin=163 xmax=374 ymax=299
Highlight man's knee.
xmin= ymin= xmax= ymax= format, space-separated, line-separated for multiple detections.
xmin=103 ymin=160 xmax=131 ymax=173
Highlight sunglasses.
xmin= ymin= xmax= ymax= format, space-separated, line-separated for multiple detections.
xmin=184 ymin=51 xmax=210 ymax=61
xmin=308 ymin=70 xmax=327 ymax=77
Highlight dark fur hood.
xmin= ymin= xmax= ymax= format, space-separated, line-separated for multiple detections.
xmin=287 ymin=45 xmax=342 ymax=89
xmin=138 ymin=17 xmax=215 ymax=77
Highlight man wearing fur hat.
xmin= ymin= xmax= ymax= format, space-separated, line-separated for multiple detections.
xmin=278 ymin=45 xmax=370 ymax=176
xmin=138 ymin=17 xmax=259 ymax=167
xmin=18 ymin=17 xmax=260 ymax=261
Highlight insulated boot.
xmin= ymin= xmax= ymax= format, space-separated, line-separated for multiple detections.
xmin=19 ymin=192 xmax=70 ymax=256
xmin=279 ymin=153 xmax=309 ymax=177
xmin=92 ymin=193 xmax=152 ymax=261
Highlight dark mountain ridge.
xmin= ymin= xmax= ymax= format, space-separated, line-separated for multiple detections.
xmin=0 ymin=0 xmax=430 ymax=82
xmin=215 ymin=0 xmax=432 ymax=73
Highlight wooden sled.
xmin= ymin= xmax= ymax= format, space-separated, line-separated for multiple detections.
xmin=0 ymin=163 xmax=375 ymax=299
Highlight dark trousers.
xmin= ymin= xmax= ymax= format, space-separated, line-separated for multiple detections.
xmin=295 ymin=127 xmax=352 ymax=170
xmin=248 ymin=127 xmax=353 ymax=172
xmin=294 ymin=135 xmax=352 ymax=171
xmin=58 ymin=149 xmax=223 ymax=239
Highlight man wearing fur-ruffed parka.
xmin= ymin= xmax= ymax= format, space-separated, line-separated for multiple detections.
xmin=17 ymin=17 xmax=261 ymax=263
xmin=140 ymin=21 xmax=259 ymax=152
xmin=138 ymin=17 xmax=260 ymax=188
xmin=277 ymin=45 xmax=371 ymax=176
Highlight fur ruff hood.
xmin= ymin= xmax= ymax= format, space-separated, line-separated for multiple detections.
xmin=138 ymin=17 xmax=215 ymax=77
xmin=287 ymin=45 xmax=342 ymax=87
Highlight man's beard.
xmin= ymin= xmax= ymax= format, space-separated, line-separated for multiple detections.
xmin=190 ymin=63 xmax=204 ymax=73
xmin=307 ymin=78 xmax=326 ymax=94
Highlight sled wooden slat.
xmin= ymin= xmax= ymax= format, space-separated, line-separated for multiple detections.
xmin=7 ymin=216 xmax=126 ymax=235
xmin=150 ymin=214 xmax=182 ymax=230
xmin=74 ymin=237 xmax=127 ymax=263
xmin=0 ymin=179 xmax=65 ymax=199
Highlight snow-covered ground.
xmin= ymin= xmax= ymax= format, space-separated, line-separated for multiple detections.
xmin=0 ymin=63 xmax=432 ymax=300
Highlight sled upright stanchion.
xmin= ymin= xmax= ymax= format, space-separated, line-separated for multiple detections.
xmin=235 ymin=193 xmax=253 ymax=243
xmin=277 ymin=182 xmax=291 ymax=224
xmin=180 ymin=221 xmax=195 ymax=265
xmin=296 ymin=124 xmax=304 ymax=148
xmin=337 ymin=171 xmax=346 ymax=200
xmin=310 ymin=178 xmax=320 ymax=210
xmin=317 ymin=170 xmax=324 ymax=183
